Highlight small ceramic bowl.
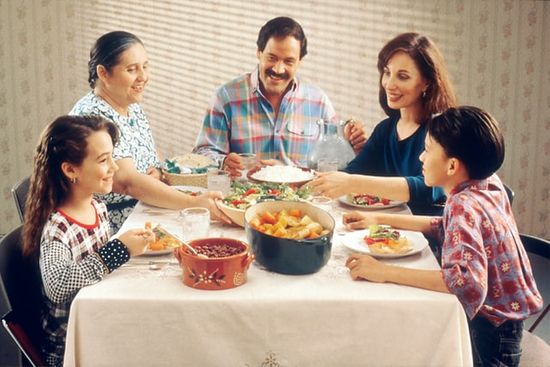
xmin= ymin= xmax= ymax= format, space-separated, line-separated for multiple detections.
xmin=174 ymin=238 xmax=254 ymax=290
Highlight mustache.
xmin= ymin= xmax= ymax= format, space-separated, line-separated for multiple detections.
xmin=266 ymin=69 xmax=290 ymax=80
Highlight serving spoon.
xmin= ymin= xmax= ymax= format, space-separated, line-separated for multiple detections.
xmin=169 ymin=232 xmax=209 ymax=259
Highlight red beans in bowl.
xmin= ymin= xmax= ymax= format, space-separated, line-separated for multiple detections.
xmin=192 ymin=243 xmax=244 ymax=258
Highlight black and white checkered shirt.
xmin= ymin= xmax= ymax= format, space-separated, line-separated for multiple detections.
xmin=39 ymin=199 xmax=130 ymax=366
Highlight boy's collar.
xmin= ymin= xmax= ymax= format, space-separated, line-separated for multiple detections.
xmin=448 ymin=176 xmax=490 ymax=196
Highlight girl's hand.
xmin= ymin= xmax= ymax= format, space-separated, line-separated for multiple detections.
xmin=342 ymin=211 xmax=378 ymax=230
xmin=118 ymin=228 xmax=155 ymax=257
xmin=345 ymin=253 xmax=387 ymax=282
xmin=308 ymin=171 xmax=351 ymax=198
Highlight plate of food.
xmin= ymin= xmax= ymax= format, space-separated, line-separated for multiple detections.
xmin=142 ymin=222 xmax=183 ymax=256
xmin=339 ymin=193 xmax=405 ymax=210
xmin=341 ymin=224 xmax=428 ymax=258
xmin=217 ymin=181 xmax=312 ymax=227
xmin=247 ymin=165 xmax=315 ymax=186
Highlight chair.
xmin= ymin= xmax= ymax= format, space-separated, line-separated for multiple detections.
xmin=11 ymin=176 xmax=30 ymax=223
xmin=519 ymin=233 xmax=550 ymax=366
xmin=0 ymin=225 xmax=46 ymax=367
xmin=504 ymin=183 xmax=515 ymax=205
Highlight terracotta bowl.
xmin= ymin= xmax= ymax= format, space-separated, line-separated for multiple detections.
xmin=174 ymin=238 xmax=254 ymax=290
xmin=245 ymin=201 xmax=334 ymax=275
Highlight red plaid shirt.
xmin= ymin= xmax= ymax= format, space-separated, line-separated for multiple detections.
xmin=430 ymin=174 xmax=543 ymax=325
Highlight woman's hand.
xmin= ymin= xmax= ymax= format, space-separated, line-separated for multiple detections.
xmin=308 ymin=171 xmax=352 ymax=198
xmin=342 ymin=211 xmax=378 ymax=230
xmin=344 ymin=120 xmax=368 ymax=154
xmin=259 ymin=159 xmax=284 ymax=166
xmin=118 ymin=228 xmax=155 ymax=257
xmin=146 ymin=166 xmax=162 ymax=181
xmin=193 ymin=191 xmax=232 ymax=224
xmin=345 ymin=253 xmax=388 ymax=282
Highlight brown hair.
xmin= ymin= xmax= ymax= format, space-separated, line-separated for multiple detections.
xmin=377 ymin=32 xmax=457 ymax=123
xmin=23 ymin=115 xmax=118 ymax=256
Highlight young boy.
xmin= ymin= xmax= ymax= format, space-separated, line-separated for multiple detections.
xmin=344 ymin=106 xmax=543 ymax=366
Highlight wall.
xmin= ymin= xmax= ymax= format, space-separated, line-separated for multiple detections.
xmin=0 ymin=0 xmax=548 ymax=237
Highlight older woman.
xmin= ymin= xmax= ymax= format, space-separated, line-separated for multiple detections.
xmin=70 ymin=31 xmax=228 ymax=231
xmin=310 ymin=32 xmax=457 ymax=215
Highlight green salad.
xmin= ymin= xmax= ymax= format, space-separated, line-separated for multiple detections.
xmin=221 ymin=181 xmax=311 ymax=209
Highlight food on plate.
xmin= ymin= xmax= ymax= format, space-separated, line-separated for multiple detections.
xmin=144 ymin=222 xmax=182 ymax=251
xmin=363 ymin=224 xmax=412 ymax=254
xmin=250 ymin=165 xmax=314 ymax=183
xmin=348 ymin=193 xmax=391 ymax=206
xmin=221 ymin=181 xmax=311 ymax=210
xmin=249 ymin=209 xmax=330 ymax=240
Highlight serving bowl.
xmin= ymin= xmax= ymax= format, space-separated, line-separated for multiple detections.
xmin=216 ymin=200 xmax=246 ymax=227
xmin=244 ymin=201 xmax=334 ymax=275
xmin=174 ymin=238 xmax=254 ymax=290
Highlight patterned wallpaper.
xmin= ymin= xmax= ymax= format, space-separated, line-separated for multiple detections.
xmin=0 ymin=0 xmax=548 ymax=238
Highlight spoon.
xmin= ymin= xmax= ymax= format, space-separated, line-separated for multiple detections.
xmin=169 ymin=232 xmax=209 ymax=259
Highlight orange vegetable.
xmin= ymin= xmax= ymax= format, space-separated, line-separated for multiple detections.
xmin=289 ymin=209 xmax=302 ymax=217
xmin=261 ymin=211 xmax=277 ymax=224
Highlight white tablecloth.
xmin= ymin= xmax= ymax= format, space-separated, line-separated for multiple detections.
xmin=64 ymin=199 xmax=472 ymax=367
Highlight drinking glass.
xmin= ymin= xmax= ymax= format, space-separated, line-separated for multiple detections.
xmin=310 ymin=196 xmax=333 ymax=212
xmin=237 ymin=153 xmax=257 ymax=181
xmin=207 ymin=169 xmax=231 ymax=194
xmin=317 ymin=158 xmax=339 ymax=172
xmin=181 ymin=207 xmax=210 ymax=241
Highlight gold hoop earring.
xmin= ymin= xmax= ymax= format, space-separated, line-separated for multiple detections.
xmin=422 ymin=90 xmax=426 ymax=98
xmin=71 ymin=177 xmax=77 ymax=184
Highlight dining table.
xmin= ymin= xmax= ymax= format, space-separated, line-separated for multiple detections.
xmin=63 ymin=191 xmax=472 ymax=367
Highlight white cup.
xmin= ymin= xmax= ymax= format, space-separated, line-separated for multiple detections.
xmin=207 ymin=169 xmax=231 ymax=194
xmin=181 ymin=207 xmax=210 ymax=241
xmin=237 ymin=153 xmax=257 ymax=181
xmin=310 ymin=196 xmax=333 ymax=212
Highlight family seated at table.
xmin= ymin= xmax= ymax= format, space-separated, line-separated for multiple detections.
xmin=17 ymin=16 xmax=542 ymax=367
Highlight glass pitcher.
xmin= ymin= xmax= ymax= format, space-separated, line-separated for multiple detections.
xmin=307 ymin=119 xmax=355 ymax=171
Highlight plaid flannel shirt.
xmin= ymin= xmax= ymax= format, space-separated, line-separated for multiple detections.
xmin=429 ymin=174 xmax=543 ymax=326
xmin=193 ymin=66 xmax=336 ymax=167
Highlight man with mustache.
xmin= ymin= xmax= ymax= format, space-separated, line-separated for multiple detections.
xmin=193 ymin=16 xmax=366 ymax=177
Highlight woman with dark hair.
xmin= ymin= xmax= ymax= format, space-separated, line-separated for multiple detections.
xmin=70 ymin=31 xmax=229 ymax=232
xmin=310 ymin=33 xmax=457 ymax=215
xmin=23 ymin=115 xmax=154 ymax=366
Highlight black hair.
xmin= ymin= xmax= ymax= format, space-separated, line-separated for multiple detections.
xmin=88 ymin=31 xmax=143 ymax=88
xmin=256 ymin=17 xmax=307 ymax=59
xmin=428 ymin=106 xmax=505 ymax=180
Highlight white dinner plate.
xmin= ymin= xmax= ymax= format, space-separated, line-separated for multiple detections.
xmin=341 ymin=228 xmax=428 ymax=258
xmin=338 ymin=195 xmax=405 ymax=210
xmin=142 ymin=248 xmax=175 ymax=256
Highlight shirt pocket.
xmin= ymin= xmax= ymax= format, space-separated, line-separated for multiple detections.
xmin=285 ymin=120 xmax=319 ymax=137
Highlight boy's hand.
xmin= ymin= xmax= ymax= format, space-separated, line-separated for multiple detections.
xmin=343 ymin=211 xmax=378 ymax=230
xmin=309 ymin=171 xmax=351 ymax=198
xmin=346 ymin=253 xmax=387 ymax=282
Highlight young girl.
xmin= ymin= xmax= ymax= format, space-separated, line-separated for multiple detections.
xmin=22 ymin=115 xmax=154 ymax=366
xmin=344 ymin=106 xmax=542 ymax=366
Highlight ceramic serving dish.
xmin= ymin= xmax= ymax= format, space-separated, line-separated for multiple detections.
xmin=174 ymin=238 xmax=254 ymax=290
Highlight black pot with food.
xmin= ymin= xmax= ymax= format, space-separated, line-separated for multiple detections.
xmin=245 ymin=201 xmax=334 ymax=275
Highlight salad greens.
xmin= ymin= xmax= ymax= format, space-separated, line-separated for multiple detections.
xmin=222 ymin=181 xmax=312 ymax=209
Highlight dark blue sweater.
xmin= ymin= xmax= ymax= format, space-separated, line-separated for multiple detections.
xmin=345 ymin=116 xmax=445 ymax=214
